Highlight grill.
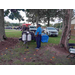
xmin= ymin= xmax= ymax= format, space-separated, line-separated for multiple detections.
xmin=51 ymin=32 xmax=56 ymax=33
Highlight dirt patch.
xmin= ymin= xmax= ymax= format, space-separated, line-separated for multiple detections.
xmin=41 ymin=44 xmax=69 ymax=56
xmin=0 ymin=38 xmax=18 ymax=52
xmin=0 ymin=41 xmax=71 ymax=65
xmin=53 ymin=45 xmax=69 ymax=56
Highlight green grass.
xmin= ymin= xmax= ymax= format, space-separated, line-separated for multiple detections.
xmin=5 ymin=29 xmax=20 ymax=31
xmin=48 ymin=36 xmax=61 ymax=44
xmin=5 ymin=29 xmax=22 ymax=38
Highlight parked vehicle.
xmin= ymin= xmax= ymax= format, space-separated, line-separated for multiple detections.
xmin=16 ymin=27 xmax=21 ymax=29
xmin=46 ymin=27 xmax=58 ymax=36
xmin=55 ymin=28 xmax=59 ymax=31
xmin=14 ymin=26 xmax=21 ymax=30
xmin=5 ymin=26 xmax=12 ymax=29
xmin=29 ymin=26 xmax=37 ymax=32
xmin=14 ymin=27 xmax=17 ymax=29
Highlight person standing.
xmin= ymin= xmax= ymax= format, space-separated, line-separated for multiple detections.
xmin=22 ymin=25 xmax=25 ymax=31
xmin=35 ymin=24 xmax=42 ymax=50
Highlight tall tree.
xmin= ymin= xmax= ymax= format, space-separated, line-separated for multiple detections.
xmin=54 ymin=22 xmax=63 ymax=28
xmin=0 ymin=9 xmax=25 ymax=42
xmin=60 ymin=9 xmax=73 ymax=50
xmin=0 ymin=9 xmax=6 ymax=41
xmin=53 ymin=9 xmax=74 ymax=50
xmin=26 ymin=9 xmax=45 ymax=25
xmin=43 ymin=9 xmax=58 ymax=26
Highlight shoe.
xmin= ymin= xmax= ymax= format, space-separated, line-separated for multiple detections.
xmin=35 ymin=47 xmax=38 ymax=49
xmin=35 ymin=48 xmax=39 ymax=50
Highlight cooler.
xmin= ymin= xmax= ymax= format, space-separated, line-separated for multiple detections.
xmin=41 ymin=34 xmax=49 ymax=43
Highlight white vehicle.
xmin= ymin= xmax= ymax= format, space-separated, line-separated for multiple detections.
xmin=46 ymin=27 xmax=58 ymax=36
xmin=29 ymin=26 xmax=37 ymax=32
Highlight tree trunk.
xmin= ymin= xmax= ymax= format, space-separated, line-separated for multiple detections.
xmin=60 ymin=9 xmax=73 ymax=50
xmin=19 ymin=20 xmax=20 ymax=26
xmin=0 ymin=9 xmax=6 ymax=42
xmin=36 ymin=16 xmax=39 ymax=25
xmin=47 ymin=17 xmax=50 ymax=26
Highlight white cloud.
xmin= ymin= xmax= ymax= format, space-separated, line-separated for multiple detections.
xmin=4 ymin=16 xmax=19 ymax=23
xmin=19 ymin=11 xmax=28 ymax=23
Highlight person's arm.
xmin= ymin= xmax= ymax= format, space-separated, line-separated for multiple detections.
xmin=36 ymin=28 xmax=40 ymax=36
xmin=36 ymin=32 xmax=39 ymax=36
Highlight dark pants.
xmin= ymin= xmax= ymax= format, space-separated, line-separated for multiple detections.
xmin=36 ymin=35 xmax=41 ymax=48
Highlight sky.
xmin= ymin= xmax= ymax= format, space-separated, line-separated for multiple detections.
xmin=4 ymin=10 xmax=28 ymax=23
xmin=4 ymin=10 xmax=62 ymax=26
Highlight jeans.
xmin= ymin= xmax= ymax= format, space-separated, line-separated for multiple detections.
xmin=36 ymin=35 xmax=41 ymax=48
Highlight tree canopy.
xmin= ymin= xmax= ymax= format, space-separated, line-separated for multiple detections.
xmin=4 ymin=9 xmax=75 ymax=26
xmin=4 ymin=9 xmax=25 ymax=22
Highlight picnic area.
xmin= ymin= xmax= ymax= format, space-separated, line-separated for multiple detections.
xmin=0 ymin=29 xmax=75 ymax=65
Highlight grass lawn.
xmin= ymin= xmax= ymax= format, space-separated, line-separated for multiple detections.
xmin=1 ymin=29 xmax=75 ymax=65
xmin=5 ymin=29 xmax=22 ymax=38
xmin=5 ymin=29 xmax=75 ymax=44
